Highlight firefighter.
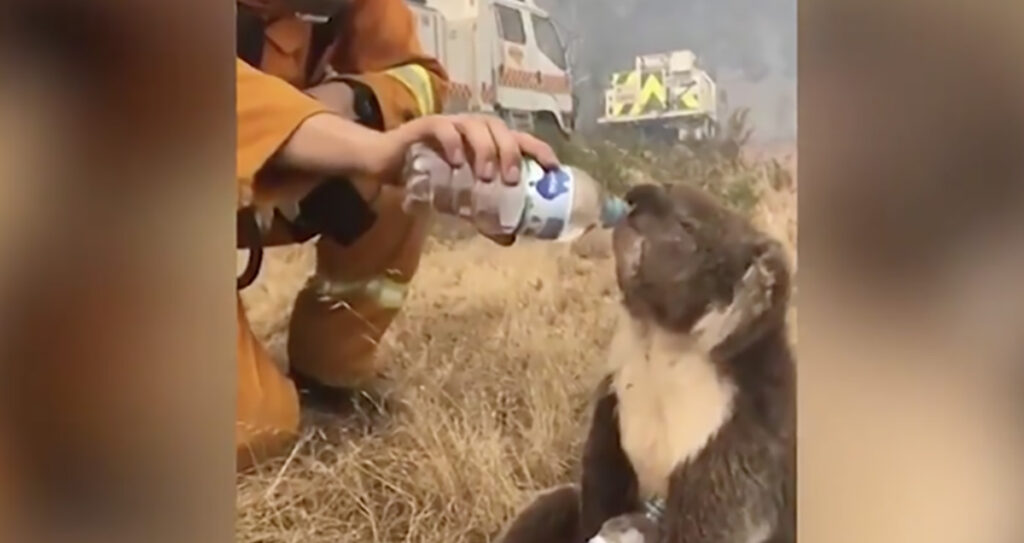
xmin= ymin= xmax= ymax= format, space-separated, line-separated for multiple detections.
xmin=236 ymin=0 xmax=558 ymax=469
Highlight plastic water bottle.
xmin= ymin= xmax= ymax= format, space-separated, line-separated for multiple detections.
xmin=401 ymin=143 xmax=628 ymax=242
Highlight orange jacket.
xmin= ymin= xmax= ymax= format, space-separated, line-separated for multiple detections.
xmin=236 ymin=0 xmax=449 ymax=241
xmin=236 ymin=59 xmax=327 ymax=208
xmin=240 ymin=0 xmax=448 ymax=128
xmin=322 ymin=0 xmax=449 ymax=127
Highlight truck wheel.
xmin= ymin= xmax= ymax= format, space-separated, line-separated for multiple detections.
xmin=704 ymin=118 xmax=719 ymax=141
xmin=694 ymin=123 xmax=707 ymax=142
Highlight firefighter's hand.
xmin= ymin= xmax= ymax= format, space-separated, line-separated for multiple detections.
xmin=447 ymin=113 xmax=560 ymax=246
xmin=386 ymin=114 xmax=559 ymax=246
xmin=393 ymin=113 xmax=558 ymax=175
xmin=446 ymin=113 xmax=559 ymax=185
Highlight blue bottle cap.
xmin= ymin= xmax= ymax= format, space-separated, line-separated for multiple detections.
xmin=600 ymin=196 xmax=629 ymax=227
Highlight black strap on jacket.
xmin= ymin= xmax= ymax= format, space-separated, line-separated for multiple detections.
xmin=235 ymin=2 xmax=379 ymax=290
xmin=236 ymin=207 xmax=265 ymax=290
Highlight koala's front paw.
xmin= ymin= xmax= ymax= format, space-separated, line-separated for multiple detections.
xmin=591 ymin=513 xmax=659 ymax=543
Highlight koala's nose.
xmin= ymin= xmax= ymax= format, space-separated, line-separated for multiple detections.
xmin=624 ymin=184 xmax=673 ymax=217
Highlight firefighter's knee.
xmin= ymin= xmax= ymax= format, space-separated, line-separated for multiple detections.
xmin=288 ymin=187 xmax=431 ymax=388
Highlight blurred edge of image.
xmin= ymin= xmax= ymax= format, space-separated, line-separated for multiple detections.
xmin=1 ymin=1 xmax=235 ymax=541
xmin=800 ymin=0 xmax=1023 ymax=542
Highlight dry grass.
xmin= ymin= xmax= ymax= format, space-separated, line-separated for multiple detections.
xmin=236 ymin=141 xmax=797 ymax=542
xmin=237 ymin=234 xmax=620 ymax=542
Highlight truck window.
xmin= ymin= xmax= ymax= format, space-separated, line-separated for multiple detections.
xmin=531 ymin=15 xmax=566 ymax=70
xmin=496 ymin=5 xmax=526 ymax=44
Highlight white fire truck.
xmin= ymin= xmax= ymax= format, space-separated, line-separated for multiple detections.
xmin=406 ymin=0 xmax=575 ymax=135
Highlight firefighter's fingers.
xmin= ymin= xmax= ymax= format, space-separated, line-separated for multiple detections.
xmin=481 ymin=115 xmax=525 ymax=186
xmin=394 ymin=115 xmax=464 ymax=167
xmin=512 ymin=131 xmax=559 ymax=171
xmin=420 ymin=116 xmax=465 ymax=167
xmin=452 ymin=114 xmax=499 ymax=182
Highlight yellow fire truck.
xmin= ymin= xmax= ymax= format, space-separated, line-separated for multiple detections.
xmin=598 ymin=50 xmax=719 ymax=142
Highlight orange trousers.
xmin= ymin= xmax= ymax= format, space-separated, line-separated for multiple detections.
xmin=236 ymin=186 xmax=432 ymax=471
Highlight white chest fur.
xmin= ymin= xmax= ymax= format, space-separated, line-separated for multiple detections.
xmin=608 ymin=311 xmax=737 ymax=500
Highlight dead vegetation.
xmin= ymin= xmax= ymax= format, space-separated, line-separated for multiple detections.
xmin=544 ymin=109 xmax=795 ymax=217
xmin=236 ymin=118 xmax=796 ymax=542
xmin=238 ymin=238 xmax=617 ymax=542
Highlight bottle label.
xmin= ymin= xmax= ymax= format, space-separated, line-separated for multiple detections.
xmin=518 ymin=160 xmax=574 ymax=240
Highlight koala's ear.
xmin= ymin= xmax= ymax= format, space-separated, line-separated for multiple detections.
xmin=755 ymin=236 xmax=789 ymax=272
xmin=692 ymin=236 xmax=791 ymax=352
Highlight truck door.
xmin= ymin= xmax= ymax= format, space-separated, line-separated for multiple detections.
xmin=493 ymin=3 xmax=530 ymax=89
xmin=526 ymin=13 xmax=568 ymax=91
xmin=524 ymin=11 xmax=572 ymax=125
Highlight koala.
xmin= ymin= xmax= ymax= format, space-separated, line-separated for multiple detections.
xmin=498 ymin=183 xmax=795 ymax=543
